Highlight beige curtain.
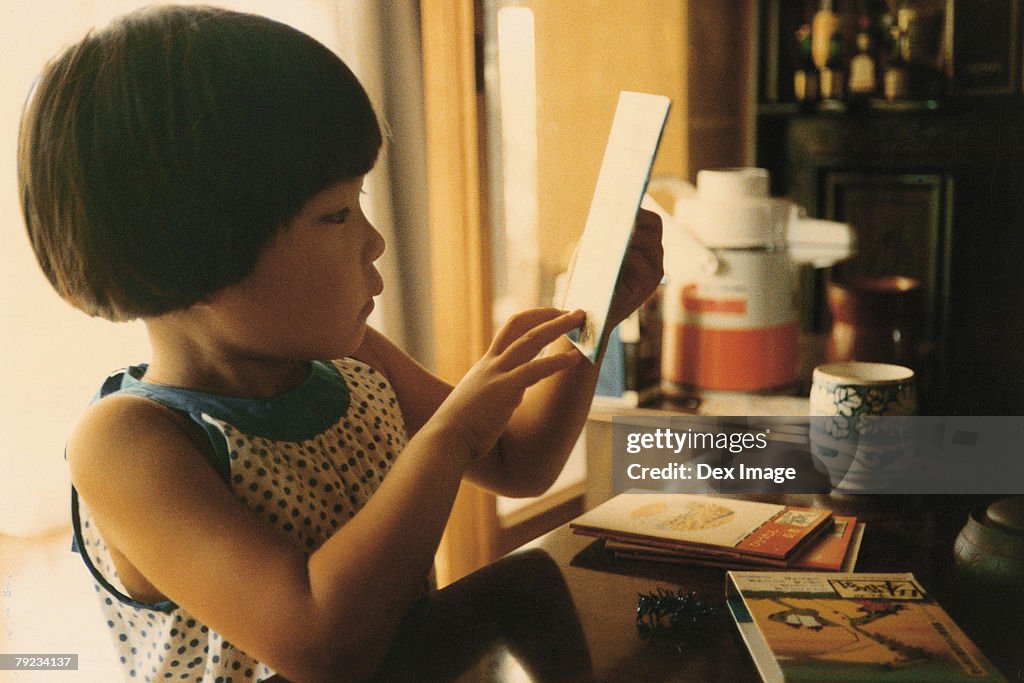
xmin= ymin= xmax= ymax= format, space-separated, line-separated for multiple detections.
xmin=333 ymin=1 xmax=434 ymax=366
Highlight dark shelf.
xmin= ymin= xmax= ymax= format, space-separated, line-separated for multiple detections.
xmin=755 ymin=100 xmax=1024 ymax=415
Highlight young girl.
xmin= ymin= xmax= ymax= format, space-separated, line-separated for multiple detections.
xmin=18 ymin=6 xmax=661 ymax=682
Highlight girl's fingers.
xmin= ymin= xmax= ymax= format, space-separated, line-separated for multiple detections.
xmin=625 ymin=216 xmax=664 ymax=266
xmin=509 ymin=349 xmax=580 ymax=387
xmin=500 ymin=309 xmax=585 ymax=367
xmin=636 ymin=207 xmax=663 ymax=229
xmin=631 ymin=209 xmax=663 ymax=245
xmin=624 ymin=210 xmax=665 ymax=269
xmin=489 ymin=307 xmax=569 ymax=355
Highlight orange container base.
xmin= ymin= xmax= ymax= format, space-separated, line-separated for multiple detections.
xmin=670 ymin=322 xmax=800 ymax=391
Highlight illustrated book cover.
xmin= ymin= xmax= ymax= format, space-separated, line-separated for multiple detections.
xmin=727 ymin=571 xmax=1006 ymax=682
xmin=570 ymin=493 xmax=833 ymax=562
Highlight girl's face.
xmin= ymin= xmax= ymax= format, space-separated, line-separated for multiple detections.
xmin=199 ymin=176 xmax=385 ymax=362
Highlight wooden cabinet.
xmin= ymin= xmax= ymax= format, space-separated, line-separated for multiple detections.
xmin=756 ymin=101 xmax=1024 ymax=414
xmin=754 ymin=0 xmax=1024 ymax=414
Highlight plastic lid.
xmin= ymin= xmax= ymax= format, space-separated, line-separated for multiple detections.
xmin=680 ymin=168 xmax=789 ymax=248
xmin=696 ymin=168 xmax=770 ymax=202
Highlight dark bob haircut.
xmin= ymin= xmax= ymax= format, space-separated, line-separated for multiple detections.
xmin=19 ymin=5 xmax=382 ymax=321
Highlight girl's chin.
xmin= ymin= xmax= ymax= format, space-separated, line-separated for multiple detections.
xmin=325 ymin=323 xmax=368 ymax=359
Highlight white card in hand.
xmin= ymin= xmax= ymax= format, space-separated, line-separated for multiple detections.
xmin=562 ymin=91 xmax=670 ymax=362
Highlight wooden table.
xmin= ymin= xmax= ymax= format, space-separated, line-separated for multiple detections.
xmin=379 ymin=494 xmax=1020 ymax=682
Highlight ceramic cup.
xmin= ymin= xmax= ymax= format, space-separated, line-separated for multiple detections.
xmin=808 ymin=361 xmax=917 ymax=492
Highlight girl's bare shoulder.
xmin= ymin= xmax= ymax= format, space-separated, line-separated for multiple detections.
xmin=66 ymin=392 xmax=219 ymax=502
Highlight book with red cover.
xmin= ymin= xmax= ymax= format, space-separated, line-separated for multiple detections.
xmin=570 ymin=493 xmax=833 ymax=563
xmin=607 ymin=517 xmax=864 ymax=571
xmin=790 ymin=517 xmax=862 ymax=571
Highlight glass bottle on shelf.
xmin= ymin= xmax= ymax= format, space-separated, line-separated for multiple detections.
xmin=819 ymin=34 xmax=847 ymax=109
xmin=883 ymin=24 xmax=909 ymax=101
xmin=793 ymin=23 xmax=819 ymax=108
xmin=811 ymin=0 xmax=838 ymax=73
xmin=848 ymin=31 xmax=877 ymax=104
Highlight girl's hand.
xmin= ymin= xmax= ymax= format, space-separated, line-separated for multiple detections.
xmin=606 ymin=208 xmax=664 ymax=329
xmin=428 ymin=308 xmax=585 ymax=461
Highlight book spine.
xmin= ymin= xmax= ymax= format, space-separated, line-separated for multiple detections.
xmin=735 ymin=507 xmax=832 ymax=559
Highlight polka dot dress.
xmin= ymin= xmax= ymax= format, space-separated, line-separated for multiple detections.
xmin=72 ymin=359 xmax=408 ymax=682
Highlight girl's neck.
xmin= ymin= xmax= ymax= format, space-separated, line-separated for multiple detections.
xmin=143 ymin=314 xmax=310 ymax=399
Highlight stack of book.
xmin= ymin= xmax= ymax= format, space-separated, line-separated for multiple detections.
xmin=570 ymin=493 xmax=863 ymax=572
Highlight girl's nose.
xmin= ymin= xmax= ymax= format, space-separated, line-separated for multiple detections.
xmin=367 ymin=223 xmax=386 ymax=262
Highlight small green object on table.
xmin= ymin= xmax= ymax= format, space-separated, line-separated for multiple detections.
xmin=635 ymin=588 xmax=717 ymax=653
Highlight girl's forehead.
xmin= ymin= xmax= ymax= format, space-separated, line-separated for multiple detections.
xmin=301 ymin=176 xmax=366 ymax=209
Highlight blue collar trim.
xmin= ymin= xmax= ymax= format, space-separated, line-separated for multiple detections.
xmin=108 ymin=361 xmax=351 ymax=442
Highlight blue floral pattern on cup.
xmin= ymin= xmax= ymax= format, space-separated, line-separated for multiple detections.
xmin=811 ymin=380 xmax=916 ymax=439
xmin=809 ymin=362 xmax=917 ymax=491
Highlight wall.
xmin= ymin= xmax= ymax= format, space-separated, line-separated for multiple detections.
xmin=488 ymin=0 xmax=755 ymax=309
xmin=529 ymin=1 xmax=690 ymax=288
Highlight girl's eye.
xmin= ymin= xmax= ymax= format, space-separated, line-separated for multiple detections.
xmin=324 ymin=208 xmax=350 ymax=224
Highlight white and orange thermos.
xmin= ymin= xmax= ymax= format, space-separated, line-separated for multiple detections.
xmin=645 ymin=168 xmax=855 ymax=393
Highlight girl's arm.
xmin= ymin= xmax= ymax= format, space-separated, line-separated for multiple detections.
xmin=476 ymin=209 xmax=664 ymax=495
xmin=68 ymin=309 xmax=582 ymax=683
xmin=370 ymin=209 xmax=663 ymax=498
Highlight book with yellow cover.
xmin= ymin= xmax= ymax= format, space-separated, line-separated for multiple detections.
xmin=727 ymin=571 xmax=1005 ymax=682
xmin=570 ymin=493 xmax=833 ymax=563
